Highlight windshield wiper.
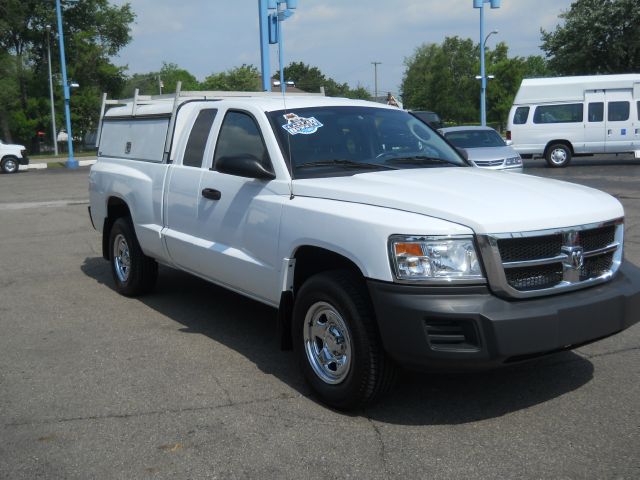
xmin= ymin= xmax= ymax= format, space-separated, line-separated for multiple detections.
xmin=384 ymin=156 xmax=454 ymax=166
xmin=296 ymin=159 xmax=397 ymax=170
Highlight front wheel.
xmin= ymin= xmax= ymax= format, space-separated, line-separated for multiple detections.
xmin=1 ymin=157 xmax=19 ymax=174
xmin=108 ymin=217 xmax=157 ymax=296
xmin=293 ymin=270 xmax=396 ymax=410
xmin=545 ymin=143 xmax=572 ymax=168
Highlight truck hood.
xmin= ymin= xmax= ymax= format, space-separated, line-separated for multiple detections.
xmin=291 ymin=168 xmax=623 ymax=234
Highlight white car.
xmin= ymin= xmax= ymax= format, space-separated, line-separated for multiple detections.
xmin=0 ymin=139 xmax=29 ymax=174
xmin=89 ymin=90 xmax=640 ymax=409
xmin=439 ymin=126 xmax=523 ymax=172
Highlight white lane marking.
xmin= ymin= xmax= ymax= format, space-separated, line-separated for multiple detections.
xmin=0 ymin=200 xmax=89 ymax=211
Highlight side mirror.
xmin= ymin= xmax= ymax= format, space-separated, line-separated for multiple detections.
xmin=505 ymin=139 xmax=513 ymax=146
xmin=456 ymin=147 xmax=469 ymax=161
xmin=215 ymin=155 xmax=276 ymax=180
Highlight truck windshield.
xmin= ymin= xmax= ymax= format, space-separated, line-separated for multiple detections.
xmin=443 ymin=129 xmax=506 ymax=149
xmin=268 ymin=106 xmax=466 ymax=178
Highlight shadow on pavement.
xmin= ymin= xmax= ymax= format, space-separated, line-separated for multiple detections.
xmin=82 ymin=256 xmax=594 ymax=425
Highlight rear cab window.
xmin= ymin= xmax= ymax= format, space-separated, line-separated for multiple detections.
xmin=183 ymin=109 xmax=217 ymax=168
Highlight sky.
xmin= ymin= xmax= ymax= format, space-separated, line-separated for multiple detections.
xmin=110 ymin=0 xmax=575 ymax=95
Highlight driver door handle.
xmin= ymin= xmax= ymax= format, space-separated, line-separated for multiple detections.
xmin=201 ymin=188 xmax=221 ymax=201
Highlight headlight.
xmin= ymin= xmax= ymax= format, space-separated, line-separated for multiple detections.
xmin=505 ymin=156 xmax=522 ymax=166
xmin=389 ymin=235 xmax=484 ymax=282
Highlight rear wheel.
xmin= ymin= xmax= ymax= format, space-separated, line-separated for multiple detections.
xmin=108 ymin=217 xmax=157 ymax=296
xmin=293 ymin=270 xmax=396 ymax=410
xmin=545 ymin=143 xmax=572 ymax=168
xmin=1 ymin=157 xmax=19 ymax=174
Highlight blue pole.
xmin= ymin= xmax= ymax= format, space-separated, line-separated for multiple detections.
xmin=278 ymin=10 xmax=285 ymax=95
xmin=55 ymin=0 xmax=77 ymax=168
xmin=480 ymin=3 xmax=486 ymax=126
xmin=259 ymin=0 xmax=271 ymax=91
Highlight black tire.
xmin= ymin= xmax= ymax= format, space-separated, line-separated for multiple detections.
xmin=1 ymin=156 xmax=20 ymax=174
xmin=292 ymin=270 xmax=396 ymax=410
xmin=545 ymin=143 xmax=572 ymax=168
xmin=108 ymin=217 xmax=157 ymax=296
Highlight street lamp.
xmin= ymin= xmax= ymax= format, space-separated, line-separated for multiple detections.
xmin=371 ymin=62 xmax=381 ymax=100
xmin=45 ymin=25 xmax=58 ymax=156
xmin=473 ymin=0 xmax=501 ymax=126
xmin=55 ymin=0 xmax=78 ymax=169
xmin=258 ymin=0 xmax=298 ymax=93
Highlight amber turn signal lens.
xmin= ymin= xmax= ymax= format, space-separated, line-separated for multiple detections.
xmin=394 ymin=243 xmax=423 ymax=256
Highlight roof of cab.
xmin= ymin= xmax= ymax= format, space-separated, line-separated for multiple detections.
xmin=104 ymin=95 xmax=401 ymax=118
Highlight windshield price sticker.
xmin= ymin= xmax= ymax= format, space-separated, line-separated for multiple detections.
xmin=282 ymin=113 xmax=323 ymax=135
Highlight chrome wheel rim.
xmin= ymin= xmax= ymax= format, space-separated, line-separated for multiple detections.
xmin=303 ymin=301 xmax=352 ymax=385
xmin=113 ymin=233 xmax=131 ymax=283
xmin=4 ymin=159 xmax=17 ymax=173
xmin=550 ymin=148 xmax=567 ymax=165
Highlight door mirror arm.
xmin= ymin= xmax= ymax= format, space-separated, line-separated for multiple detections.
xmin=213 ymin=155 xmax=276 ymax=180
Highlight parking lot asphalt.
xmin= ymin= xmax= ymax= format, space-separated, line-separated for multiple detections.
xmin=0 ymin=159 xmax=638 ymax=479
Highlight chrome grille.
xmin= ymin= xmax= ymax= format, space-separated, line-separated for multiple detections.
xmin=498 ymin=234 xmax=562 ymax=262
xmin=505 ymin=263 xmax=564 ymax=291
xmin=478 ymin=220 xmax=623 ymax=299
xmin=474 ymin=159 xmax=504 ymax=167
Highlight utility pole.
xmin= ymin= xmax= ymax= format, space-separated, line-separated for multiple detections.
xmin=45 ymin=25 xmax=58 ymax=156
xmin=371 ymin=61 xmax=381 ymax=100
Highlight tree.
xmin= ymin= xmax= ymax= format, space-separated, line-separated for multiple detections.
xmin=0 ymin=0 xmax=134 ymax=148
xmin=402 ymin=37 xmax=549 ymax=126
xmin=201 ymin=64 xmax=262 ymax=91
xmin=281 ymin=62 xmax=370 ymax=99
xmin=401 ymin=37 xmax=479 ymax=123
xmin=541 ymin=0 xmax=640 ymax=75
xmin=122 ymin=63 xmax=199 ymax=97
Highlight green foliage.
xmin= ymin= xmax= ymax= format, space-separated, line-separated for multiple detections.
xmin=281 ymin=62 xmax=370 ymax=99
xmin=401 ymin=37 xmax=549 ymax=126
xmin=201 ymin=64 xmax=262 ymax=92
xmin=541 ymin=0 xmax=640 ymax=75
xmin=0 ymin=0 xmax=134 ymax=148
xmin=122 ymin=62 xmax=199 ymax=96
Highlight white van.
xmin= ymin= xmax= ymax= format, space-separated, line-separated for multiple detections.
xmin=507 ymin=74 xmax=640 ymax=167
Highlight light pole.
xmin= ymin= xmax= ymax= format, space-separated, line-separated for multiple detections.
xmin=371 ymin=61 xmax=381 ymax=100
xmin=55 ymin=0 xmax=78 ymax=169
xmin=258 ymin=0 xmax=298 ymax=93
xmin=473 ymin=0 xmax=501 ymax=126
xmin=45 ymin=25 xmax=58 ymax=156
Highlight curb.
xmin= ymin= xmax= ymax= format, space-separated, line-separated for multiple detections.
xmin=19 ymin=159 xmax=97 ymax=171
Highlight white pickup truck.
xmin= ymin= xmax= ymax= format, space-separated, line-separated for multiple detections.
xmin=89 ymin=89 xmax=640 ymax=409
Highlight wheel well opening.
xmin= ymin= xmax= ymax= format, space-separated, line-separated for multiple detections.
xmin=102 ymin=197 xmax=131 ymax=260
xmin=293 ymin=246 xmax=363 ymax=294
xmin=277 ymin=246 xmax=365 ymax=351
xmin=545 ymin=140 xmax=574 ymax=155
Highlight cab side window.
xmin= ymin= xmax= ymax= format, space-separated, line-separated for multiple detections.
xmin=183 ymin=109 xmax=217 ymax=168
xmin=213 ymin=111 xmax=271 ymax=171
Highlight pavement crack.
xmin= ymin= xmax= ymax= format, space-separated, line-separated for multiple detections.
xmin=576 ymin=345 xmax=640 ymax=360
xmin=4 ymin=393 xmax=299 ymax=428
xmin=366 ymin=416 xmax=391 ymax=478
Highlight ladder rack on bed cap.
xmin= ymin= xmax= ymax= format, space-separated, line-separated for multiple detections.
xmin=97 ymin=81 xmax=324 ymax=162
